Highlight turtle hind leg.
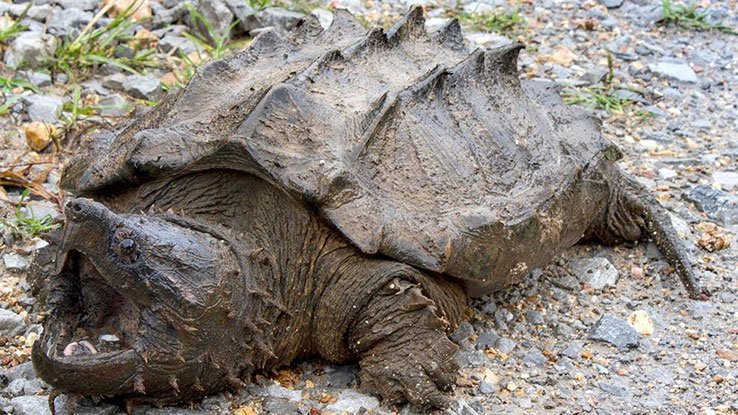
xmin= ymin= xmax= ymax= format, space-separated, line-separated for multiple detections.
xmin=591 ymin=171 xmax=707 ymax=300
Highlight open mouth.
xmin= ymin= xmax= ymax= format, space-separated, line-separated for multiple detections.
xmin=32 ymin=249 xmax=145 ymax=396
xmin=46 ymin=250 xmax=141 ymax=358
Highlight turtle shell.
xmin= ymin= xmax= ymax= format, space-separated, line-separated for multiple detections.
xmin=62 ymin=9 xmax=616 ymax=290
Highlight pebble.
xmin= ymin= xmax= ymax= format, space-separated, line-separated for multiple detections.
xmin=573 ymin=257 xmax=620 ymax=291
xmin=713 ymin=171 xmax=738 ymax=191
xmin=475 ymin=330 xmax=500 ymax=350
xmin=97 ymin=94 xmax=131 ymax=117
xmin=22 ymin=71 xmax=52 ymax=88
xmin=22 ymin=94 xmax=64 ymax=123
xmin=648 ymin=60 xmax=699 ymax=83
xmin=193 ymin=0 xmax=235 ymax=41
xmin=525 ymin=310 xmax=545 ymax=325
xmin=560 ymin=341 xmax=584 ymax=360
xmin=522 ymin=348 xmax=548 ymax=367
xmin=11 ymin=395 xmax=51 ymax=415
xmin=598 ymin=380 xmax=629 ymax=397
xmin=627 ymin=310 xmax=654 ymax=336
xmin=589 ymin=313 xmax=640 ymax=349
xmin=496 ymin=337 xmax=517 ymax=353
xmin=223 ymin=0 xmax=256 ymax=32
xmin=324 ymin=390 xmax=380 ymax=413
xmin=3 ymin=253 xmax=29 ymax=272
xmin=47 ymin=7 xmax=94 ymax=37
xmin=122 ymin=74 xmax=164 ymax=101
xmin=23 ymin=122 xmax=57 ymax=152
xmin=599 ymin=0 xmax=624 ymax=8
xmin=3 ymin=32 xmax=57 ymax=69
xmin=456 ymin=349 xmax=487 ymax=367
xmin=244 ymin=7 xmax=306 ymax=35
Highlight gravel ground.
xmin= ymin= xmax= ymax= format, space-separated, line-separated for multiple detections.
xmin=1 ymin=0 xmax=737 ymax=414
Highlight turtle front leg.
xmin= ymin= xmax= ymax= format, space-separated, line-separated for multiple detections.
xmin=349 ymin=276 xmax=463 ymax=409
xmin=312 ymin=255 xmax=466 ymax=409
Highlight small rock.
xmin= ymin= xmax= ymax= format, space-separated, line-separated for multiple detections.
xmin=11 ymin=396 xmax=51 ymax=415
xmin=599 ymin=0 xmax=624 ymax=8
xmin=244 ymin=7 xmax=305 ymax=35
xmin=589 ymin=313 xmax=640 ymax=349
xmin=476 ymin=330 xmax=499 ymax=350
xmin=560 ymin=341 xmax=584 ymax=359
xmin=324 ymin=390 xmax=380 ymax=413
xmin=59 ymin=0 xmax=99 ymax=11
xmin=103 ymin=0 xmax=152 ymax=21
xmin=3 ymin=253 xmax=30 ymax=272
xmin=22 ymin=94 xmax=65 ymax=123
xmin=223 ymin=0 xmax=256 ymax=32
xmin=682 ymin=185 xmax=738 ymax=226
xmin=6 ymin=362 xmax=36 ymax=382
xmin=22 ymin=71 xmax=52 ymax=87
xmin=98 ymin=94 xmax=131 ymax=117
xmin=251 ymin=383 xmax=302 ymax=401
xmin=122 ymin=74 xmax=163 ymax=101
xmin=47 ymin=7 xmax=94 ymax=37
xmin=580 ymin=67 xmax=609 ymax=85
xmin=159 ymin=34 xmax=198 ymax=54
xmin=573 ymin=257 xmax=619 ymax=290
xmin=4 ymin=32 xmax=57 ymax=69
xmin=648 ymin=60 xmax=698 ymax=83
xmin=627 ymin=310 xmax=654 ymax=336
xmin=463 ymin=2 xmax=497 ymax=14
xmin=0 ymin=307 xmax=27 ymax=338
xmin=193 ymin=0 xmax=235 ymax=41
xmin=525 ymin=310 xmax=545 ymax=325
xmin=456 ymin=349 xmax=487 ymax=367
xmin=597 ymin=381 xmax=629 ymax=397
xmin=496 ymin=337 xmax=516 ymax=353
xmin=522 ymin=348 xmax=547 ymax=367
xmin=7 ymin=378 xmax=27 ymax=396
xmin=311 ymin=8 xmax=333 ymax=29
xmin=713 ymin=171 xmax=738 ymax=191
xmin=101 ymin=73 xmax=128 ymax=91
xmin=23 ymin=122 xmax=58 ymax=152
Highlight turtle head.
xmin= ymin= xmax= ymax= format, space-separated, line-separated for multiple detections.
xmin=33 ymin=198 xmax=249 ymax=405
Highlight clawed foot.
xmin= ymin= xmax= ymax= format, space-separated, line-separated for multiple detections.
xmin=350 ymin=278 xmax=459 ymax=409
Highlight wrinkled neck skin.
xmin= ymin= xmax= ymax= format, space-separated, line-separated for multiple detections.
xmin=69 ymin=170 xmax=464 ymax=403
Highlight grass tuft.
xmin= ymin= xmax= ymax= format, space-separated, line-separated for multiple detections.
xmin=52 ymin=3 xmax=159 ymax=81
xmin=184 ymin=3 xmax=239 ymax=60
xmin=247 ymin=0 xmax=271 ymax=12
xmin=562 ymin=53 xmax=638 ymax=115
xmin=0 ymin=4 xmax=29 ymax=44
xmin=454 ymin=5 xmax=526 ymax=34
xmin=659 ymin=0 xmax=737 ymax=34
xmin=0 ymin=189 xmax=59 ymax=239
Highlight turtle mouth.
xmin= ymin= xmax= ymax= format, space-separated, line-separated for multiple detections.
xmin=33 ymin=249 xmax=144 ymax=396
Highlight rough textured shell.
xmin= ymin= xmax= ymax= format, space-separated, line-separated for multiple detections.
xmin=62 ymin=9 xmax=613 ymax=284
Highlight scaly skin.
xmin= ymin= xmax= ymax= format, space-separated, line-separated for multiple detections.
xmin=32 ymin=170 xmax=468 ymax=410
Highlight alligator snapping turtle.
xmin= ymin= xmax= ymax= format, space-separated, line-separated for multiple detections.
xmin=32 ymin=8 xmax=704 ymax=411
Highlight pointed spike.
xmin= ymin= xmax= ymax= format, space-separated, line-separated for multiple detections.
xmin=249 ymin=30 xmax=284 ymax=56
xmin=434 ymin=19 xmax=465 ymax=50
xmin=193 ymin=378 xmax=205 ymax=393
xmin=483 ymin=42 xmax=526 ymax=80
xmin=133 ymin=374 xmax=146 ymax=395
xmin=289 ymin=14 xmax=323 ymax=44
xmin=387 ymin=6 xmax=426 ymax=42
xmin=227 ymin=376 xmax=246 ymax=389
xmin=244 ymin=320 xmax=263 ymax=334
xmin=169 ymin=376 xmax=180 ymax=394
xmin=327 ymin=8 xmax=367 ymax=35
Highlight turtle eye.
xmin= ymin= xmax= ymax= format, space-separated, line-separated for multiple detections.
xmin=119 ymin=238 xmax=136 ymax=253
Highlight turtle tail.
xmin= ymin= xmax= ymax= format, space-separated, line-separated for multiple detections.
xmin=592 ymin=169 xmax=707 ymax=300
